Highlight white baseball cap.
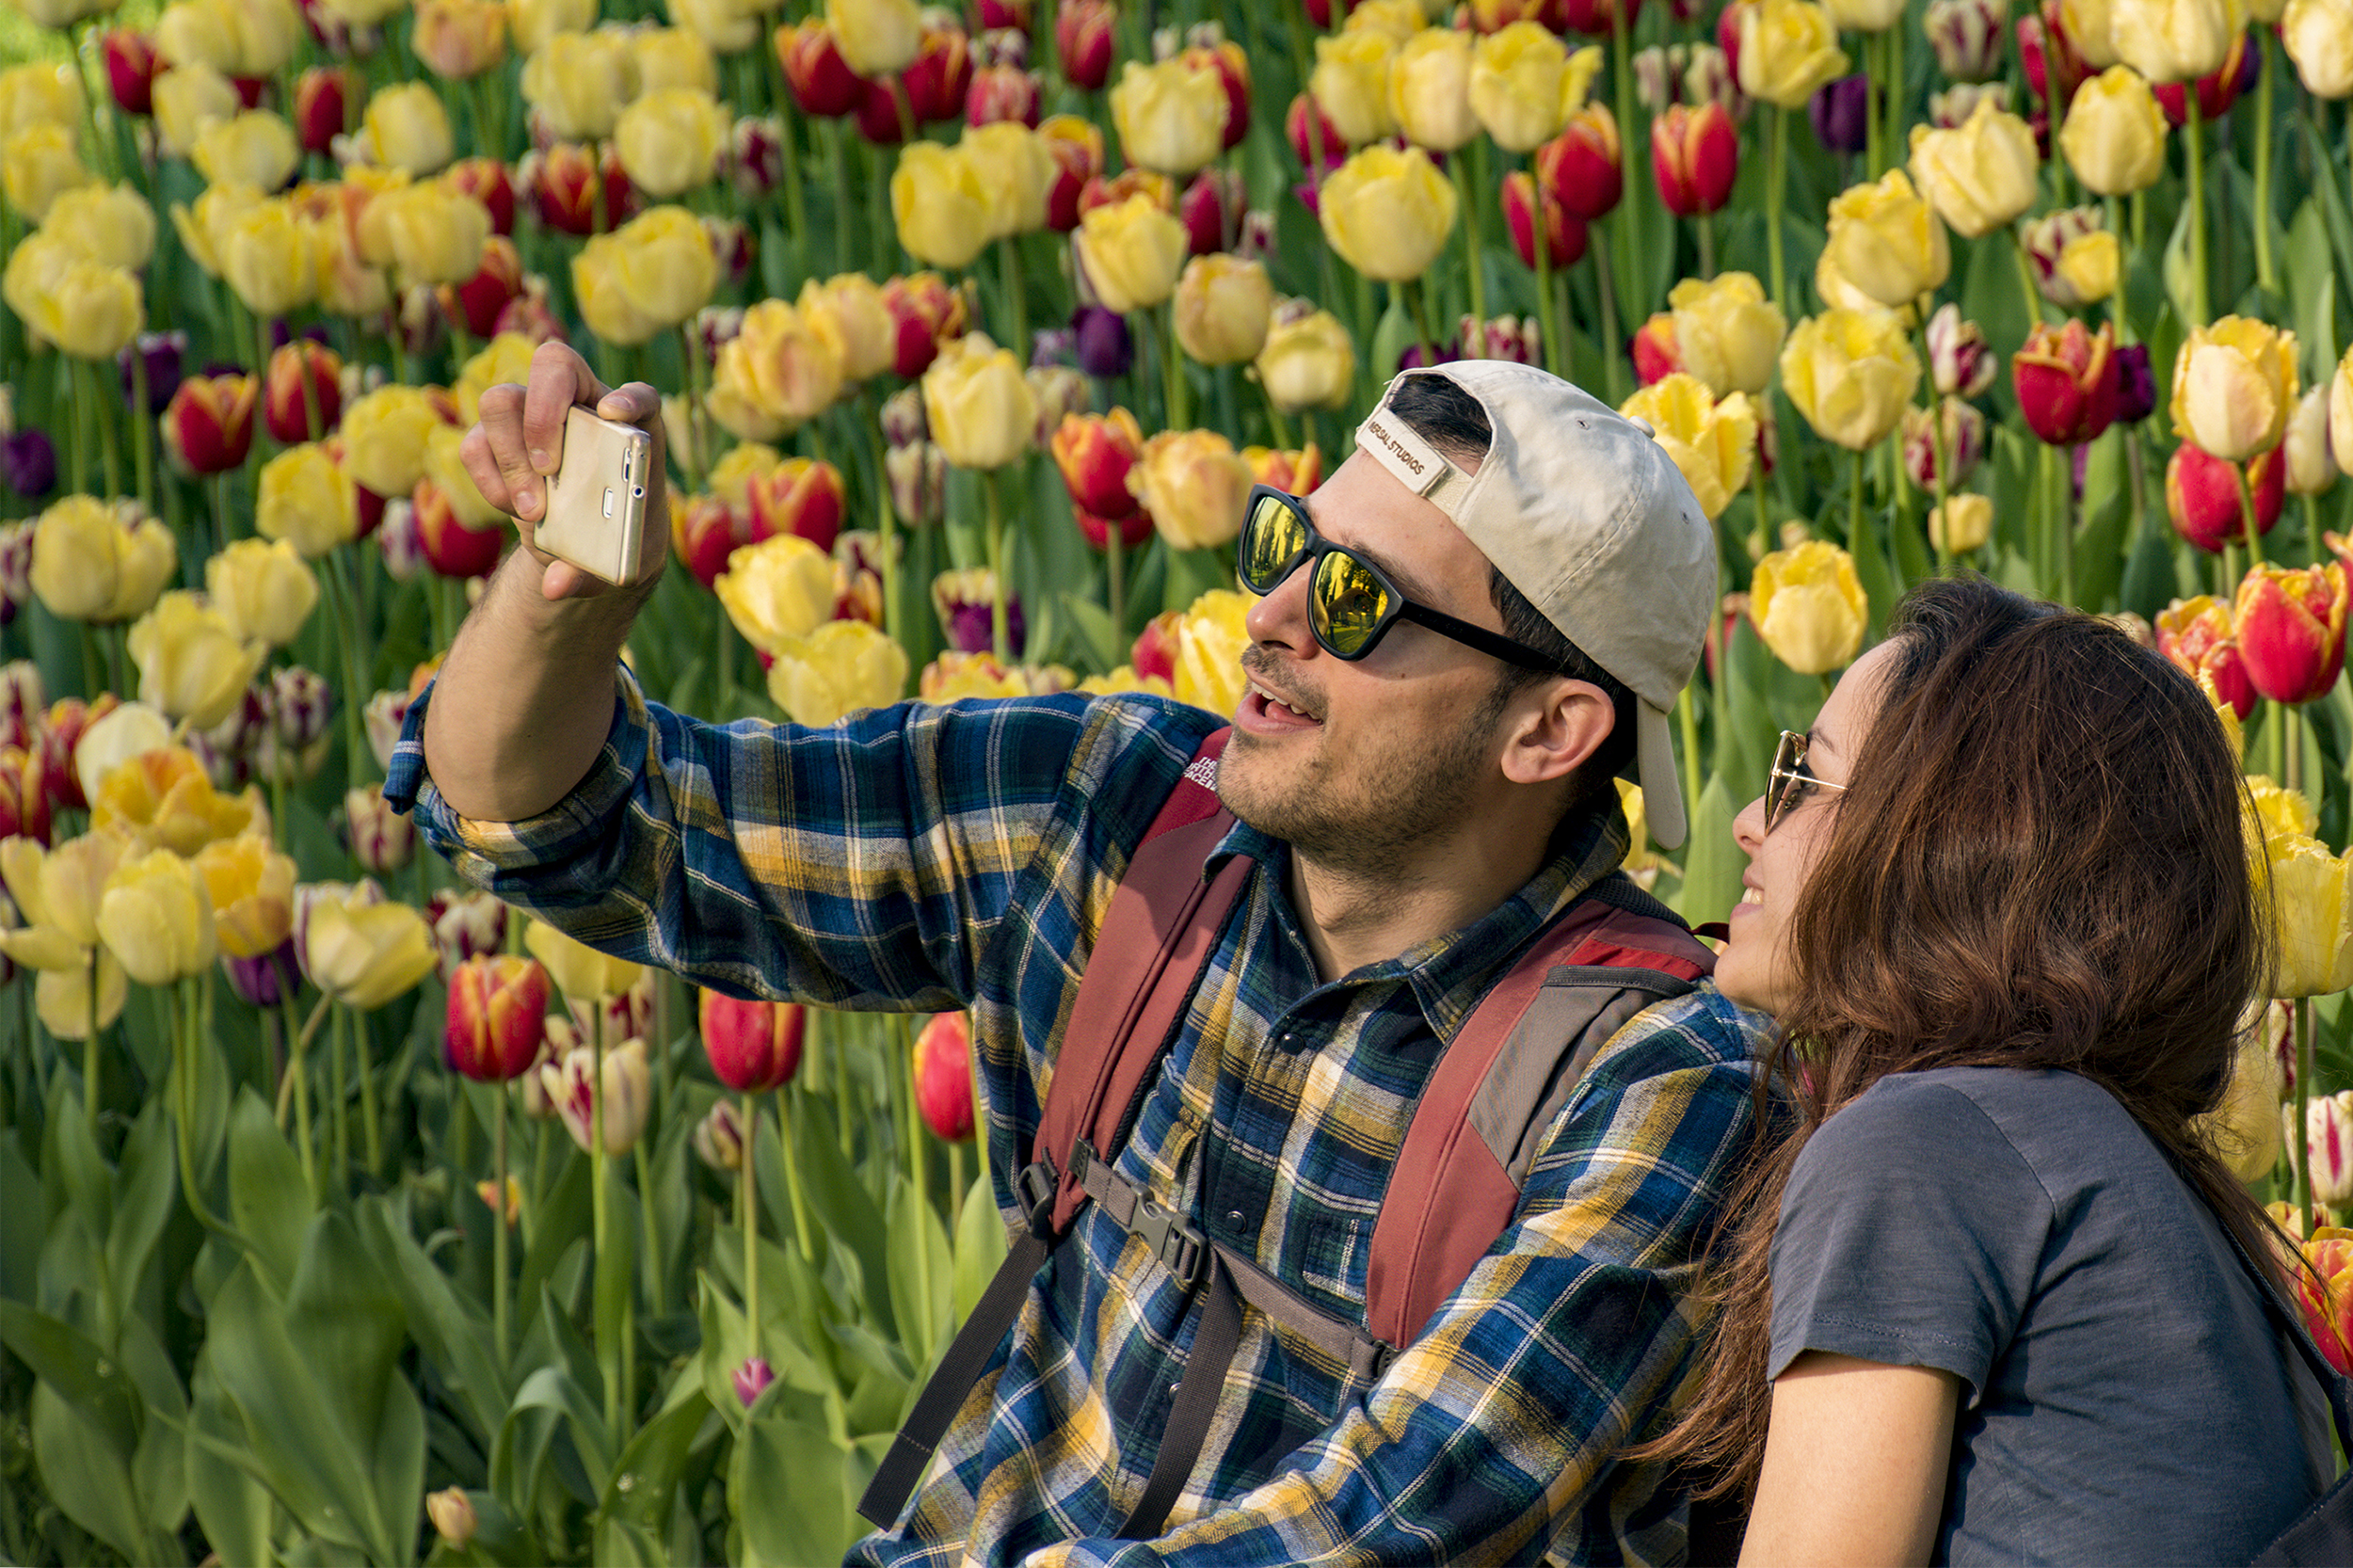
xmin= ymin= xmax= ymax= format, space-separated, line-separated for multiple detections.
xmin=1354 ymin=362 xmax=1716 ymax=850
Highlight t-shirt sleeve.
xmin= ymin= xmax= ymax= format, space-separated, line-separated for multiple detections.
xmin=1767 ymin=1078 xmax=2056 ymax=1402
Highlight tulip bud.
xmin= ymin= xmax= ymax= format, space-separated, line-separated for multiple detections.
xmin=1750 ymin=539 xmax=1867 ymax=674
xmin=694 ymin=1098 xmax=746 ymax=1171
xmin=1927 ymin=0 xmax=2009 ymax=79
xmin=1539 ymin=104 xmax=1623 ymax=222
xmin=967 ymin=60 xmax=1042 ymax=127
xmin=1133 ymin=610 xmax=1180 ymax=685
xmin=1632 ymin=313 xmax=1684 ymax=386
xmin=2156 ymin=595 xmax=2256 ymax=718
xmin=522 ymin=141 xmax=631 ymax=236
xmin=2150 ymin=29 xmax=2249 ymax=124
xmin=1902 ymin=397 xmax=1988 ymax=490
xmin=2 ymin=434 xmax=56 ymax=501
xmin=745 ymin=458 xmax=845 ymax=553
xmin=1131 ymin=429 xmax=1253 ymax=552
xmin=1502 ymin=169 xmax=1588 ymax=268
xmin=1651 ymin=102 xmax=1738 ymax=216
xmin=1808 ymin=72 xmax=1872 ymax=152
xmin=730 ymin=1353 xmax=776 ymax=1409
xmin=2292 ymin=1096 xmax=2353 ymax=1206
xmin=262 ymin=341 xmax=342 ymax=443
xmin=426 ymin=1487 xmax=477 ymax=1548
xmin=1072 ymin=303 xmax=1134 ymax=378
xmin=341 ymin=785 xmax=415 ymax=872
xmin=1052 ymin=408 xmax=1145 ymax=519
xmin=424 ymin=887 xmax=508 ymax=979
xmin=446 ymin=953 xmax=552 ymax=1082
xmin=1458 ymin=316 xmax=1541 ymax=368
xmin=162 ymin=375 xmax=259 ymax=478
xmin=104 ymin=31 xmax=165 ymax=116
xmin=1927 ymin=492 xmax=1994 ymax=554
xmin=912 ymin=1012 xmax=975 ymax=1142
xmin=775 ymin=21 xmax=859 ymax=118
xmin=2295 ymin=1229 xmax=2353 ymax=1373
xmin=1056 ymin=0 xmax=1117 ymax=89
xmin=544 ymin=1035 xmax=652 ymax=1155
xmin=1173 ymin=254 xmax=1273 ymax=367
xmin=221 ymin=940 xmax=296 ymax=1008
xmin=2011 ymin=318 xmax=2121 ymax=446
xmin=698 ymin=988 xmax=804 ymax=1092
xmin=2284 ymin=385 xmax=2338 ymax=498
xmin=1285 ymin=91 xmax=1348 ymax=175
xmin=887 ymin=442 xmax=947 ymax=526
xmin=99 ymin=848 xmax=218 ymax=987
xmin=2235 ymin=563 xmax=2348 ymax=706
xmin=1924 ymin=302 xmax=1996 ymax=399
xmin=2017 ymin=6 xmax=2088 ymax=107
xmin=440 ymin=233 xmax=523 ymax=341
xmin=879 ymin=271 xmax=972 ymax=380
xmin=2170 ymin=315 xmax=2301 ymax=463
xmin=933 ymin=568 xmax=1024 ymax=654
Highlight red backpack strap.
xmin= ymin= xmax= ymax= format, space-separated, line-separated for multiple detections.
xmin=1362 ymin=885 xmax=1714 ymax=1349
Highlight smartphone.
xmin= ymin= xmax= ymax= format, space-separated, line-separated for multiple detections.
xmin=536 ymin=405 xmax=657 ymax=586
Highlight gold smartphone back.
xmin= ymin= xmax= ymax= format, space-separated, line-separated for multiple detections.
xmin=537 ymin=405 xmax=656 ymax=586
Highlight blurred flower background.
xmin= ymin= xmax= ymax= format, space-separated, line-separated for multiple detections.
xmin=0 ymin=0 xmax=2350 ymax=1557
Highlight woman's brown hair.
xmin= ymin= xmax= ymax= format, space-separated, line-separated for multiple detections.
xmin=1640 ymin=575 xmax=2282 ymax=1501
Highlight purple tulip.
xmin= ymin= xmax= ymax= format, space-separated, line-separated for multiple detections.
xmin=1072 ymin=307 xmax=1132 ymax=379
xmin=119 ymin=329 xmax=187 ymax=412
xmin=2113 ymin=343 xmax=2156 ymax=424
xmin=732 ymin=1355 xmax=776 ymax=1409
xmin=223 ymin=941 xmax=300 ymax=1009
xmin=1808 ymin=74 xmax=1872 ymax=155
xmin=945 ymin=596 xmax=1024 ymax=656
xmin=1 ymin=431 xmax=56 ymax=499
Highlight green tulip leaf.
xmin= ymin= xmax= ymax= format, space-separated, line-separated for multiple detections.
xmin=0 ymin=1131 xmax=40 ymax=1306
xmin=600 ymin=1384 xmax=712 ymax=1530
xmin=30 ymin=1380 xmax=171 ymax=1565
xmin=1673 ymin=776 xmax=1746 ymax=930
xmin=883 ymin=1174 xmax=952 ymax=1370
xmin=952 ymin=1174 xmax=1008 ymax=1325
xmin=184 ymin=1354 xmax=275 ymax=1568
xmin=104 ymin=1105 xmax=178 ymax=1344
xmin=0 ymin=1300 xmax=143 ymax=1457
xmin=228 ymin=1087 xmax=310 ymax=1294
xmin=735 ymin=1413 xmax=854 ymax=1568
xmin=357 ymin=1196 xmax=509 ymax=1451
xmin=509 ymin=1363 xmax=614 ymax=1497
xmin=789 ymin=1094 xmax=895 ymax=1339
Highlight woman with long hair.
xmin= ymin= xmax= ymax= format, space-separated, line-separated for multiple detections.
xmin=1648 ymin=578 xmax=2332 ymax=1564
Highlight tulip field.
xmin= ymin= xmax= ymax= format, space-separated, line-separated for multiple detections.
xmin=0 ymin=0 xmax=2350 ymax=1556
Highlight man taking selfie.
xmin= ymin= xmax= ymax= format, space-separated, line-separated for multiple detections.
xmin=386 ymin=342 xmax=1769 ymax=1566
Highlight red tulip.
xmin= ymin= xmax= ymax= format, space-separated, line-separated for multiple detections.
xmin=2016 ymin=0 xmax=2088 ymax=110
xmin=2167 ymin=442 xmax=2284 ymax=554
xmin=1055 ymin=0 xmax=1117 ymax=91
xmin=1132 ymin=609 xmax=1180 ymax=684
xmin=776 ymin=20 xmax=862 ymax=118
xmin=442 ymin=234 xmax=524 ymax=340
xmin=1651 ymin=103 xmax=1738 ymax=216
xmin=672 ymin=494 xmax=754 ymax=590
xmin=163 ymin=375 xmax=258 ymax=477
xmin=293 ymin=66 xmax=357 ymax=155
xmin=1040 ymin=115 xmax=1104 ymax=232
xmin=2154 ymin=596 xmax=2257 ymax=719
xmin=445 ymin=157 xmax=516 ymax=236
xmin=881 ymin=272 xmax=972 ymax=378
xmin=977 ymin=0 xmax=1032 ymax=24
xmin=746 ymin=457 xmax=846 ymax=553
xmin=446 ymin=954 xmax=552 ymax=1083
xmin=2010 ymin=319 xmax=2121 ymax=447
xmin=1631 ymin=312 xmax=1683 ymax=386
xmin=414 ymin=479 xmax=504 ymax=578
xmin=1305 ymin=0 xmax=1356 ymax=22
xmin=912 ymin=1013 xmax=974 ymax=1142
xmin=1538 ymin=104 xmax=1623 ymax=222
xmin=1074 ymin=507 xmax=1153 ymax=551
xmin=264 ymin=340 xmax=343 ymax=443
xmin=1051 ymin=408 xmax=1145 ymax=520
xmin=2234 ymin=563 xmax=2347 ymax=706
xmin=1502 ymin=171 xmax=1588 ymax=269
xmin=1178 ymin=168 xmax=1245 ymax=256
xmin=1244 ymin=441 xmax=1325 ymax=496
xmin=698 ymin=989 xmax=805 ymax=1093
xmin=1188 ymin=41 xmax=1251 ymax=149
xmin=103 ymin=29 xmax=162 ymax=116
xmin=1550 ymin=0 xmax=1641 ymax=34
xmin=1080 ymin=168 xmax=1176 ymax=219
xmin=967 ymin=63 xmax=1041 ymax=126
xmin=0 ymin=745 xmax=51 ymax=846
xmin=2297 ymin=1231 xmax=2353 ymax=1376
xmin=38 ymin=694 xmax=114 ymax=815
xmin=1285 ymin=92 xmax=1347 ymax=174
xmin=902 ymin=24 xmax=974 ymax=124
xmin=528 ymin=142 xmax=631 ymax=236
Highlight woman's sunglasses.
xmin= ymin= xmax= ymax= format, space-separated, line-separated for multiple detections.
xmin=1765 ymin=729 xmax=1848 ymax=832
xmin=1236 ymin=486 xmax=1570 ymax=671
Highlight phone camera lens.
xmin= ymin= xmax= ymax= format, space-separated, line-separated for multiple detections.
xmin=632 ymin=486 xmax=644 ymax=497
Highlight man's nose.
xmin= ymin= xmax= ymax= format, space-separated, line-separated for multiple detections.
xmin=1244 ymin=559 xmax=1317 ymax=653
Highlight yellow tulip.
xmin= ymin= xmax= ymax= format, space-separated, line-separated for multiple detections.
xmin=1173 ymin=588 xmax=1255 ymax=717
xmin=357 ymin=179 xmax=489 ymax=287
xmin=218 ymin=195 xmax=320 ymax=316
xmin=0 ymin=230 xmax=142 ymax=360
xmin=1132 ymin=430 xmax=1254 ymax=552
xmin=412 ymin=0 xmax=509 ymax=79
xmin=341 ymin=385 xmax=448 ymax=498
xmin=1823 ymin=168 xmax=1950 ymax=309
xmin=1109 ymin=56 xmax=1229 ymax=177
xmin=2199 ymin=1010 xmax=2285 ymax=1182
xmin=1737 ymin=0 xmax=1852 ymax=109
xmin=706 ymin=443 xmax=782 ymax=511
xmin=1311 ymin=31 xmax=1400 ymax=147
xmin=168 ymin=181 xmax=260 ymax=277
xmin=0 ymin=830 xmax=132 ymax=966
xmin=1666 ymin=271 xmax=1787 ymax=397
xmin=94 ymin=745 xmax=257 ymax=854
xmin=192 ymin=833 xmax=296 ymax=959
xmin=455 ymin=330 xmax=539 ymax=427
xmin=1825 ymin=0 xmax=1906 ymax=29
xmin=637 ymin=18 xmax=726 ymax=86
xmin=2330 ymin=347 xmax=2353 ymax=486
xmin=128 ymin=591 xmax=267 ymax=729
xmin=303 ymin=883 xmax=438 ymax=1008
xmin=153 ymin=0 xmax=242 ymax=74
xmin=1319 ymin=143 xmax=1457 ymax=282
xmin=97 ymin=848 xmax=218 ymax=987
xmin=715 ymin=533 xmax=834 ymax=652
xmin=2 ymin=123 xmax=91 ymax=223
xmin=206 ymin=536 xmax=318 ymax=648
xmin=2169 ymin=315 xmax=2299 ymax=460
xmin=256 ymin=441 xmax=360 ymax=555
xmin=424 ymin=423 xmax=503 ymax=528
xmin=615 ymin=88 xmax=728 ymax=200
xmin=2052 ymin=229 xmax=2120 ymax=307
xmin=1751 ymin=540 xmax=1867 ymax=674
xmin=520 ymin=29 xmax=639 ymax=141
xmin=190 ymin=109 xmax=299 ymax=191
xmin=573 ymin=204 xmax=717 ymax=347
xmin=1928 ymin=492 xmax=1994 ymax=553
xmin=1076 ymin=666 xmax=1177 ymax=699
xmin=923 ymin=333 xmax=1037 ymax=472
xmin=509 ymin=0 xmax=594 ymax=52
xmin=1906 ymin=99 xmax=2040 ymax=239
xmin=30 ymin=494 xmax=176 ymax=623
xmin=2062 ymin=0 xmax=2123 ymax=64
xmin=2270 ymin=832 xmax=2353 ymax=998
xmin=1781 ymin=307 xmax=1922 ymax=451
xmin=2060 ymin=67 xmax=2169 ymax=194
xmin=961 ymin=121 xmax=1053 ymax=242
xmin=798 ymin=273 xmax=894 ymax=384
xmin=2110 ymin=0 xmax=2243 ymax=82
xmin=889 ymin=141 xmax=991 ymax=271
xmin=152 ymin=63 xmax=241 ymax=156
xmin=825 ymin=0 xmax=920 ymax=76
xmin=1075 ymin=191 xmax=1189 ymax=313
xmin=35 ymin=952 xmax=128 ymax=1041
xmin=764 ymin=621 xmax=911 ymax=727
xmin=0 ymin=64 xmax=85 ymax=141
xmin=2282 ymin=0 xmax=2353 ymax=97
xmin=1255 ymin=301 xmax=1357 ymax=415
xmin=1175 ymin=255 xmax=1273 ymax=367
xmin=524 ymin=916 xmax=645 ymax=1002
xmin=725 ymin=297 xmax=845 ymax=430
xmin=2249 ymin=775 xmax=2319 ymax=847
xmin=39 ymin=182 xmax=156 ymax=270
xmin=1469 ymin=23 xmax=1595 ymax=152
xmin=1343 ymin=0 xmax=1431 ymax=41
xmin=1388 ymin=29 xmax=1479 ymax=152
xmin=1619 ymin=375 xmax=1756 ymax=521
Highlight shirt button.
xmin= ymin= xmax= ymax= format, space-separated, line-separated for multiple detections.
xmin=1225 ymin=1209 xmax=1245 ymax=1228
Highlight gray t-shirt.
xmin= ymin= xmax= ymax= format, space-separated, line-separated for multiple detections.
xmin=1768 ymin=1066 xmax=2331 ymax=1567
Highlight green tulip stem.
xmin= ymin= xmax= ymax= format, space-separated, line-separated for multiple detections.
xmin=1697 ymin=211 xmax=1717 ymax=282
xmin=2009 ymin=229 xmax=2047 ymax=332
xmin=344 ymin=1004 xmax=381 ymax=1177
xmin=1105 ymin=520 xmax=1126 ymax=637
xmin=2236 ymin=459 xmax=2266 ymax=571
xmin=128 ymin=351 xmax=154 ymax=517
xmin=2184 ymin=94 xmax=2210 ymax=328
xmin=591 ymin=1013 xmax=620 ymax=1430
xmin=1749 ymin=446 xmax=1771 ymax=559
xmin=1885 ymin=24 xmax=1907 ymax=189
xmin=1000 ymin=240 xmax=1031 ymax=363
xmin=1593 ymin=233 xmax=1625 ymax=405
xmin=173 ymin=977 xmax=250 ymax=1251
xmin=285 ymin=989 xmax=320 ymax=1208
xmin=824 ymin=119 xmax=854 ymax=275
xmin=675 ymin=325 xmax=709 ymax=494
xmin=862 ymin=417 xmax=904 ymax=657
xmin=329 ymin=990 xmax=350 ymax=1184
xmin=493 ymin=1086 xmax=511 ymax=1367
xmin=326 ymin=551 xmax=374 ymax=790
xmin=1674 ymin=683 xmax=1702 ymax=840
xmin=1767 ymin=107 xmax=1790 ymax=319
xmin=1450 ymin=152 xmax=1485 ymax=331
xmin=2297 ymin=995 xmax=2315 ymax=1237
xmin=741 ymin=1092 xmax=761 ymax=1351
xmin=78 ymin=360 xmax=121 ymax=504
xmin=251 ymin=312 xmax=279 ymax=466
xmin=1609 ymin=0 xmax=1640 ymax=344
xmin=1864 ymin=33 xmax=1884 ymax=177
xmin=1849 ymin=446 xmax=1873 ymax=613
xmin=634 ymin=1129 xmax=664 ymax=1317
xmin=1913 ymin=323 xmax=1953 ymax=575
xmin=1161 ymin=299 xmax=1190 ymax=430
xmin=773 ymin=1084 xmax=816 ymax=1264
xmin=83 ymin=953 xmax=102 ymax=1143
xmin=984 ymin=467 xmax=1009 ymax=662
xmin=1401 ymin=281 xmax=1434 ymax=375
xmin=1532 ymin=186 xmax=1561 ymax=381
xmin=2306 ymin=495 xmax=2325 ymax=568
xmin=902 ymin=1019 xmax=937 ymax=1359
xmin=2253 ymin=32 xmax=2277 ymax=295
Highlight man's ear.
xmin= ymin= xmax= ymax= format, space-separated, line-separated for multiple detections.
xmin=1498 ymin=679 xmax=1615 ymax=788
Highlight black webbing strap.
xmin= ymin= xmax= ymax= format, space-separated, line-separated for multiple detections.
xmin=856 ymin=1174 xmax=1060 ymax=1528
xmin=1120 ymin=1256 xmax=1243 ymax=1539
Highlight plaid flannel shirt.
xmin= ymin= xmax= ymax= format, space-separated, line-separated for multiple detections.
xmin=384 ymin=667 xmax=1770 ymax=1568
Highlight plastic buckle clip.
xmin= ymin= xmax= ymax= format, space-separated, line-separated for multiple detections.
xmin=1131 ymin=1196 xmax=1207 ymax=1291
xmin=1016 ymin=1159 xmax=1059 ymax=1238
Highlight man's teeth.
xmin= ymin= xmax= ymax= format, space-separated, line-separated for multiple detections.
xmin=1739 ymin=888 xmax=1764 ymax=904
